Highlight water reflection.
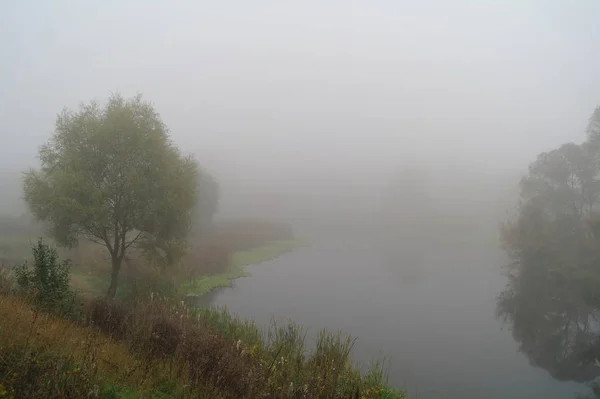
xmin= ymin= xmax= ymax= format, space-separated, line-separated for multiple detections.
xmin=496 ymin=258 xmax=600 ymax=395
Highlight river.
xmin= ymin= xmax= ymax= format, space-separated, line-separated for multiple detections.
xmin=199 ymin=223 xmax=592 ymax=398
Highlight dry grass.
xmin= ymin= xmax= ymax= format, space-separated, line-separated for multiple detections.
xmin=88 ymin=295 xmax=406 ymax=398
xmin=0 ymin=295 xmax=156 ymax=387
xmin=86 ymin=297 xmax=265 ymax=398
xmin=0 ymin=291 xmax=407 ymax=398
xmin=0 ymin=295 xmax=225 ymax=398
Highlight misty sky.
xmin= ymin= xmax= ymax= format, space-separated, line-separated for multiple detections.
xmin=1 ymin=0 xmax=599 ymax=182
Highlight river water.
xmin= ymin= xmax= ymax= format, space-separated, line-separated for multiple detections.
xmin=200 ymin=223 xmax=591 ymax=398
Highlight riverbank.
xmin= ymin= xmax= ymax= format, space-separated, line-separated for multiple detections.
xmin=182 ymin=238 xmax=310 ymax=296
xmin=0 ymin=282 xmax=407 ymax=398
xmin=66 ymin=239 xmax=310 ymax=300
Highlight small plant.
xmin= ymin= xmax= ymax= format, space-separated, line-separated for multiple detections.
xmin=13 ymin=238 xmax=81 ymax=320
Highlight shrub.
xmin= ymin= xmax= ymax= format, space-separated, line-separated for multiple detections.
xmin=86 ymin=298 xmax=129 ymax=340
xmin=13 ymin=238 xmax=81 ymax=320
xmin=147 ymin=317 xmax=182 ymax=359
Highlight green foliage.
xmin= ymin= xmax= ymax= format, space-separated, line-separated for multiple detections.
xmin=23 ymin=93 xmax=198 ymax=298
xmin=13 ymin=239 xmax=81 ymax=319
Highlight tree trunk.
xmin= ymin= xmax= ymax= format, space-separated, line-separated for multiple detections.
xmin=106 ymin=255 xmax=122 ymax=299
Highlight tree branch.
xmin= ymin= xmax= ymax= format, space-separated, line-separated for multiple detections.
xmin=124 ymin=230 xmax=144 ymax=250
xmin=82 ymin=232 xmax=106 ymax=246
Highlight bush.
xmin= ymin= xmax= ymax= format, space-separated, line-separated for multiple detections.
xmin=86 ymin=298 xmax=129 ymax=340
xmin=13 ymin=238 xmax=81 ymax=320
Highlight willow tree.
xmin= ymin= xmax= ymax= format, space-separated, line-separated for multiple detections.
xmin=23 ymin=94 xmax=198 ymax=298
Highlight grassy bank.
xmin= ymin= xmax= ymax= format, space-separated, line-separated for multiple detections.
xmin=0 ymin=295 xmax=192 ymax=398
xmin=182 ymin=238 xmax=309 ymax=296
xmin=0 ymin=289 xmax=406 ymax=398
xmin=0 ymin=221 xmax=409 ymax=397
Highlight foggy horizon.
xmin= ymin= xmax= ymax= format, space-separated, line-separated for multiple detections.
xmin=2 ymin=1 xmax=599 ymax=178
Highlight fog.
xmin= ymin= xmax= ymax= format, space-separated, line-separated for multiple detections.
xmin=2 ymin=0 xmax=600 ymax=223
xmin=3 ymin=2 xmax=600 ymax=397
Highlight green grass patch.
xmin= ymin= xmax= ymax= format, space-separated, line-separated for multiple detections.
xmin=183 ymin=238 xmax=309 ymax=296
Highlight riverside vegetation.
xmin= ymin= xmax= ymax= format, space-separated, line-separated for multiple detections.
xmin=0 ymin=239 xmax=405 ymax=398
xmin=0 ymin=94 xmax=406 ymax=398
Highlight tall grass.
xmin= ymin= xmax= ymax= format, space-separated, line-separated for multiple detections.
xmin=0 ymin=295 xmax=219 ymax=398
xmin=0 ymin=287 xmax=407 ymax=398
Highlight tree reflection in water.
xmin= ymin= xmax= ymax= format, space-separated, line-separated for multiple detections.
xmin=496 ymin=257 xmax=600 ymax=386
